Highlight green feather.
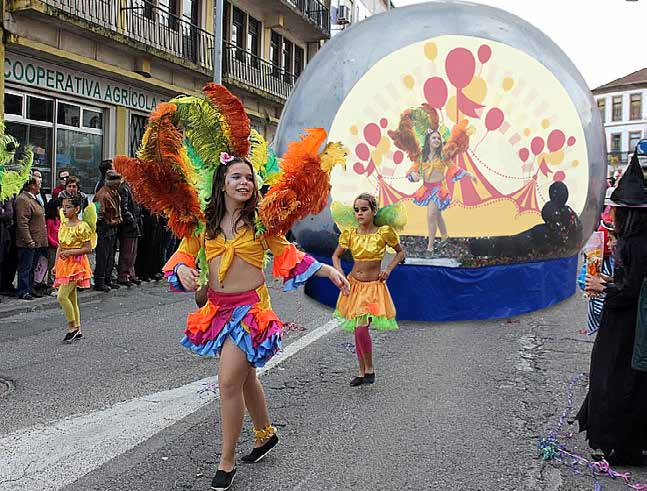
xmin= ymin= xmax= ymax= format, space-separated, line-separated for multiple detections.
xmin=330 ymin=201 xmax=358 ymax=230
xmin=185 ymin=138 xmax=214 ymax=210
xmin=374 ymin=202 xmax=408 ymax=231
xmin=0 ymin=146 xmax=33 ymax=200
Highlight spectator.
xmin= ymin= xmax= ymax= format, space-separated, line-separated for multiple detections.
xmin=0 ymin=189 xmax=14 ymax=302
xmin=45 ymin=199 xmax=61 ymax=291
xmin=95 ymin=159 xmax=113 ymax=195
xmin=93 ymin=170 xmax=122 ymax=292
xmin=58 ymin=176 xmax=89 ymax=210
xmin=0 ymin=194 xmax=18 ymax=296
xmin=31 ymin=169 xmax=49 ymax=208
xmin=15 ymin=177 xmax=48 ymax=300
xmin=52 ymin=169 xmax=70 ymax=199
xmin=117 ymin=180 xmax=142 ymax=286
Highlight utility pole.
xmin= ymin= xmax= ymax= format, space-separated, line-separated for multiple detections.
xmin=213 ymin=0 xmax=224 ymax=83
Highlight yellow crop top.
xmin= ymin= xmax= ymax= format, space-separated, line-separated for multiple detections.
xmin=169 ymin=227 xmax=299 ymax=283
xmin=58 ymin=221 xmax=93 ymax=249
xmin=338 ymin=225 xmax=399 ymax=262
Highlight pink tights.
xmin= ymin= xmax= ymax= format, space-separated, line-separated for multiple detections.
xmin=354 ymin=325 xmax=372 ymax=359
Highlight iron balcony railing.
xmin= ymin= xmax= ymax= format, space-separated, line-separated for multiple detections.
xmin=223 ymin=42 xmax=296 ymax=100
xmin=285 ymin=0 xmax=330 ymax=35
xmin=608 ymin=151 xmax=631 ymax=167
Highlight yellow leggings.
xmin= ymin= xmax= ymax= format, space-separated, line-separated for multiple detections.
xmin=57 ymin=282 xmax=80 ymax=330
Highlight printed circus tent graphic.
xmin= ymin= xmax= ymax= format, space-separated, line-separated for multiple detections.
xmin=329 ymin=35 xmax=587 ymax=237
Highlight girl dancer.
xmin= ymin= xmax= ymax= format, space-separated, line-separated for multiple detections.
xmin=332 ymin=192 xmax=405 ymax=386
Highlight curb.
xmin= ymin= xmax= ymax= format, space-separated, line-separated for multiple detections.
xmin=0 ymin=289 xmax=104 ymax=318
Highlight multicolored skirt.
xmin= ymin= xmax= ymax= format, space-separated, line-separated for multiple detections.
xmin=54 ymin=254 xmax=92 ymax=288
xmin=411 ymin=181 xmax=451 ymax=210
xmin=180 ymin=284 xmax=282 ymax=368
xmin=334 ymin=276 xmax=398 ymax=331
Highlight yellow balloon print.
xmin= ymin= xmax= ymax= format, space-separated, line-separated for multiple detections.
xmin=424 ymin=42 xmax=437 ymax=61
xmin=502 ymin=77 xmax=514 ymax=91
xmin=403 ymin=74 xmax=415 ymax=90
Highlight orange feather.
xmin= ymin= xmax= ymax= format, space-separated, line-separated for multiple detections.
xmin=203 ymin=83 xmax=250 ymax=157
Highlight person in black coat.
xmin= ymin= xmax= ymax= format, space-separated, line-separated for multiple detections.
xmin=577 ymin=154 xmax=647 ymax=466
xmin=116 ymin=181 xmax=142 ymax=286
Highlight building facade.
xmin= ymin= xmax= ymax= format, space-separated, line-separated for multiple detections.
xmin=330 ymin=0 xmax=390 ymax=35
xmin=592 ymin=68 xmax=647 ymax=174
xmin=2 ymin=0 xmax=330 ymax=192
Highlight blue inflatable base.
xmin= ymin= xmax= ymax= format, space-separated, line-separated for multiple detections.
xmin=306 ymin=254 xmax=578 ymax=322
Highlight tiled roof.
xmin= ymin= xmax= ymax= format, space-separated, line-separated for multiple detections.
xmin=593 ymin=68 xmax=647 ymax=93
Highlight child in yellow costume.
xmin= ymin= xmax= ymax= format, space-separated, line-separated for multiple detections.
xmin=332 ymin=193 xmax=406 ymax=386
xmin=54 ymin=194 xmax=96 ymax=343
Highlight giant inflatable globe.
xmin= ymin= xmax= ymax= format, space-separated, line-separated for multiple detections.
xmin=274 ymin=1 xmax=606 ymax=321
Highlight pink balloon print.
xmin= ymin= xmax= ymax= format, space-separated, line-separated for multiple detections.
xmin=363 ymin=123 xmax=381 ymax=146
xmin=445 ymin=48 xmax=476 ymax=89
xmin=567 ymin=136 xmax=576 ymax=146
xmin=478 ymin=45 xmax=491 ymax=64
xmin=380 ymin=118 xmax=388 ymax=128
xmin=553 ymin=171 xmax=566 ymax=182
xmin=547 ymin=129 xmax=565 ymax=152
xmin=393 ymin=150 xmax=404 ymax=165
xmin=518 ymin=148 xmax=530 ymax=162
xmin=423 ymin=77 xmax=448 ymax=109
xmin=355 ymin=143 xmax=370 ymax=161
xmin=484 ymin=108 xmax=504 ymax=131
xmin=353 ymin=162 xmax=366 ymax=175
xmin=531 ymin=137 xmax=545 ymax=156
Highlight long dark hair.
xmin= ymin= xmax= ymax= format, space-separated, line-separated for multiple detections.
xmin=205 ymin=157 xmax=259 ymax=240
xmin=421 ymin=130 xmax=443 ymax=162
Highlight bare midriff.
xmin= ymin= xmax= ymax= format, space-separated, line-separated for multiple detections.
xmin=208 ymin=255 xmax=265 ymax=293
xmin=349 ymin=259 xmax=382 ymax=282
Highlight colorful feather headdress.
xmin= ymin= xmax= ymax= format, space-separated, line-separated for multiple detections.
xmin=114 ymin=83 xmax=347 ymax=240
xmin=0 ymin=120 xmax=33 ymax=201
xmin=330 ymin=200 xmax=407 ymax=233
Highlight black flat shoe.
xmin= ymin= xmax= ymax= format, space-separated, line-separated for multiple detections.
xmin=350 ymin=376 xmax=364 ymax=387
xmin=63 ymin=330 xmax=80 ymax=344
xmin=210 ymin=467 xmax=236 ymax=490
xmin=363 ymin=372 xmax=375 ymax=384
xmin=242 ymin=434 xmax=279 ymax=463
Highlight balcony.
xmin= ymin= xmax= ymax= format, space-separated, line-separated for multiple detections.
xmin=9 ymin=0 xmax=297 ymax=100
xmin=608 ymin=151 xmax=630 ymax=167
xmin=222 ymin=41 xmax=296 ymax=101
xmin=283 ymin=0 xmax=330 ymax=36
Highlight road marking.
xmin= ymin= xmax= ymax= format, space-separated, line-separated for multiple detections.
xmin=0 ymin=319 xmax=339 ymax=490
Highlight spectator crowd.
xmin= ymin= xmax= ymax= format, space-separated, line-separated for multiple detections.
xmin=0 ymin=161 xmax=178 ymax=302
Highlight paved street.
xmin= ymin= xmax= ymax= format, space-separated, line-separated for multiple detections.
xmin=1 ymin=279 xmax=646 ymax=490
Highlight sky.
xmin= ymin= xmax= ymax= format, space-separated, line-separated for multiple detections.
xmin=390 ymin=0 xmax=646 ymax=89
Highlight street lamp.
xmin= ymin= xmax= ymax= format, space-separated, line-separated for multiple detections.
xmin=213 ymin=0 xmax=224 ymax=83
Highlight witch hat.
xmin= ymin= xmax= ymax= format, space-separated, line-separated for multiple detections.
xmin=607 ymin=152 xmax=647 ymax=207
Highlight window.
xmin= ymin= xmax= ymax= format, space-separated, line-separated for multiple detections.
xmin=232 ymin=7 xmax=245 ymax=48
xmin=612 ymin=95 xmax=623 ymax=122
xmin=82 ymin=109 xmax=103 ymax=129
xmin=247 ymin=15 xmax=260 ymax=58
xmin=630 ymin=93 xmax=642 ymax=121
xmin=294 ymin=45 xmax=304 ymax=79
xmin=223 ymin=1 xmax=230 ymax=42
xmin=57 ymin=102 xmax=80 ymax=127
xmin=611 ymin=133 xmax=622 ymax=152
xmin=5 ymin=93 xmax=23 ymax=116
xmin=283 ymin=38 xmax=293 ymax=82
xmin=130 ymin=114 xmax=148 ymax=157
xmin=629 ymin=131 xmax=642 ymax=152
xmin=270 ymin=31 xmax=281 ymax=77
xmin=28 ymin=95 xmax=54 ymax=122
xmin=597 ymin=98 xmax=605 ymax=123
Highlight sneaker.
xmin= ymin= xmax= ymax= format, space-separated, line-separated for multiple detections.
xmin=19 ymin=293 xmax=34 ymax=301
xmin=117 ymin=279 xmax=133 ymax=287
xmin=93 ymin=285 xmax=111 ymax=292
xmin=106 ymin=283 xmax=120 ymax=290
xmin=31 ymin=290 xmax=44 ymax=298
xmin=350 ymin=376 xmax=364 ymax=387
xmin=210 ymin=467 xmax=236 ymax=491
xmin=364 ymin=372 xmax=375 ymax=384
xmin=130 ymin=277 xmax=142 ymax=286
xmin=242 ymin=434 xmax=279 ymax=463
xmin=63 ymin=330 xmax=79 ymax=343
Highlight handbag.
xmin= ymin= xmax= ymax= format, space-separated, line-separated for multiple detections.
xmin=632 ymin=278 xmax=647 ymax=372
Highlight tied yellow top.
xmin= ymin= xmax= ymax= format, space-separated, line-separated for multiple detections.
xmin=418 ymin=157 xmax=447 ymax=180
xmin=58 ymin=221 xmax=93 ymax=249
xmin=173 ymin=227 xmax=296 ymax=283
xmin=338 ymin=225 xmax=399 ymax=262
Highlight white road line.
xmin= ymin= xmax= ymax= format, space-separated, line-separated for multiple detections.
xmin=0 ymin=319 xmax=339 ymax=491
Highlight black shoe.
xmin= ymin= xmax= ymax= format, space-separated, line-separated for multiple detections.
xmin=106 ymin=283 xmax=120 ymax=290
xmin=350 ymin=376 xmax=364 ymax=387
xmin=93 ymin=285 xmax=111 ymax=292
xmin=364 ymin=372 xmax=375 ymax=384
xmin=242 ymin=434 xmax=279 ymax=463
xmin=19 ymin=293 xmax=34 ymax=301
xmin=210 ymin=467 xmax=236 ymax=491
xmin=152 ymin=273 xmax=164 ymax=281
xmin=117 ymin=279 xmax=133 ymax=287
xmin=139 ymin=276 xmax=151 ymax=282
xmin=31 ymin=290 xmax=44 ymax=298
xmin=63 ymin=330 xmax=81 ymax=343
xmin=130 ymin=277 xmax=142 ymax=286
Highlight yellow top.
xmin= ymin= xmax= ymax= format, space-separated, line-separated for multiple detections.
xmin=418 ymin=157 xmax=447 ymax=180
xmin=338 ymin=225 xmax=399 ymax=262
xmin=58 ymin=221 xmax=93 ymax=249
xmin=173 ymin=227 xmax=297 ymax=283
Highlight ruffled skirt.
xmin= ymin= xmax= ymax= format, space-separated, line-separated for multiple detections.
xmin=411 ymin=181 xmax=451 ymax=210
xmin=54 ymin=254 xmax=92 ymax=288
xmin=335 ymin=276 xmax=398 ymax=331
xmin=180 ymin=284 xmax=282 ymax=368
